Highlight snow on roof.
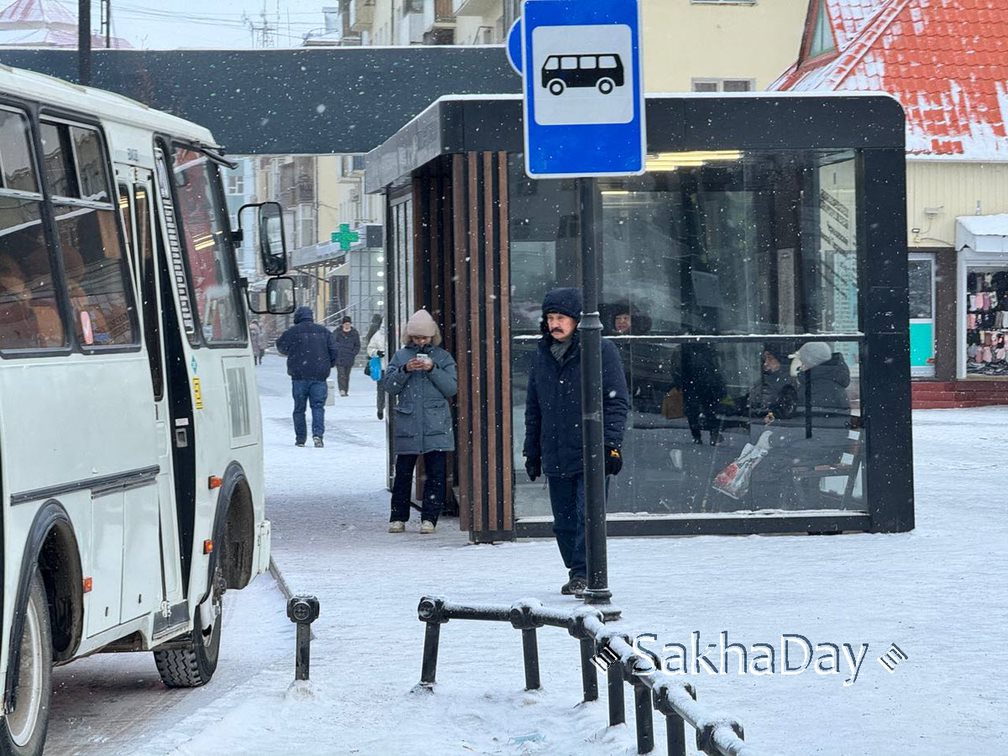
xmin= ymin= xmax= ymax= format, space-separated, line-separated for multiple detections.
xmin=771 ymin=0 xmax=1008 ymax=161
xmin=956 ymin=213 xmax=1008 ymax=252
xmin=0 ymin=26 xmax=130 ymax=48
xmin=0 ymin=0 xmax=76 ymax=28
xmin=957 ymin=213 xmax=1008 ymax=236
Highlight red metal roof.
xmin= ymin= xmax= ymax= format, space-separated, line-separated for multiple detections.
xmin=0 ymin=0 xmax=76 ymax=27
xmin=771 ymin=0 xmax=1008 ymax=160
xmin=0 ymin=0 xmax=131 ymax=48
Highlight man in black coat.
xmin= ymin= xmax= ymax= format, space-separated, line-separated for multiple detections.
xmin=523 ymin=288 xmax=629 ymax=597
xmin=333 ymin=315 xmax=362 ymax=397
xmin=276 ymin=306 xmax=339 ymax=447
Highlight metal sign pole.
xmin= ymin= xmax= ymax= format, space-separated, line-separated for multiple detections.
xmin=578 ymin=176 xmax=611 ymax=606
xmin=78 ymin=0 xmax=92 ymax=86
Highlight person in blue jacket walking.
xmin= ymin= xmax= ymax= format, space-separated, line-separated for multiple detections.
xmin=383 ymin=309 xmax=458 ymax=534
xmin=523 ymin=288 xmax=629 ymax=597
xmin=275 ymin=306 xmax=339 ymax=448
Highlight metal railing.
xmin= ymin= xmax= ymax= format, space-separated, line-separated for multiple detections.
xmin=417 ymin=596 xmax=761 ymax=756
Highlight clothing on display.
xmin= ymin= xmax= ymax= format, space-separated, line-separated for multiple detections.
xmin=966 ymin=269 xmax=1008 ymax=375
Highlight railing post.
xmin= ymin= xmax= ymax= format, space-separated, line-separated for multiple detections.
xmin=521 ymin=628 xmax=541 ymax=690
xmin=420 ymin=621 xmax=441 ymax=686
xmin=417 ymin=596 xmax=449 ymax=689
xmin=655 ymin=682 xmax=695 ymax=756
xmin=580 ymin=637 xmax=599 ymax=701
xmin=607 ymin=660 xmax=625 ymax=726
xmin=509 ymin=600 xmax=546 ymax=692
xmin=697 ymin=718 xmax=745 ymax=756
xmin=633 ymin=682 xmax=654 ymax=753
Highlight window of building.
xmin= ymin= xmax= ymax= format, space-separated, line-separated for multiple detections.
xmin=226 ymin=172 xmax=244 ymax=194
xmin=809 ymin=0 xmax=836 ymax=58
xmin=692 ymin=78 xmax=755 ymax=93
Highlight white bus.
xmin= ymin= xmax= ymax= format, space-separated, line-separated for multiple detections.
xmin=0 ymin=65 xmax=293 ymax=754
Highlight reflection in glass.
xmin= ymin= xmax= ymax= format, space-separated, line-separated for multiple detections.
xmin=510 ymin=149 xmax=865 ymax=517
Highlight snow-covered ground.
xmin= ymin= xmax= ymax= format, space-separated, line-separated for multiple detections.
xmin=155 ymin=356 xmax=1005 ymax=755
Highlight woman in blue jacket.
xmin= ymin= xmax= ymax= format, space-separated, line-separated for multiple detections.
xmin=382 ymin=309 xmax=458 ymax=534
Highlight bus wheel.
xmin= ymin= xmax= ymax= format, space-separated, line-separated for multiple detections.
xmin=548 ymin=79 xmax=565 ymax=95
xmin=0 ymin=569 xmax=52 ymax=756
xmin=153 ymin=562 xmax=224 ymax=688
xmin=597 ymin=78 xmax=615 ymax=94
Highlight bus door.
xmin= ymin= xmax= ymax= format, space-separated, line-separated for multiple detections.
xmin=153 ymin=143 xmax=257 ymax=621
xmin=118 ymin=172 xmax=187 ymax=634
xmin=151 ymin=147 xmax=203 ymax=610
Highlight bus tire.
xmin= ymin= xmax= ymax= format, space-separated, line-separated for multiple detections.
xmin=0 ymin=569 xmax=53 ymax=756
xmin=548 ymin=79 xmax=564 ymax=95
xmin=597 ymin=78 xmax=615 ymax=94
xmin=153 ymin=561 xmax=223 ymax=688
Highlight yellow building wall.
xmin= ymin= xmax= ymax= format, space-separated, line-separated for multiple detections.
xmin=641 ymin=0 xmax=807 ymax=92
xmin=906 ymin=160 xmax=1008 ymax=248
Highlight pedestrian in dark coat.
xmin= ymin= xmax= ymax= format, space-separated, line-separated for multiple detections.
xmin=383 ymin=309 xmax=458 ymax=534
xmin=523 ymin=288 xmax=629 ymax=596
xmin=333 ymin=316 xmax=361 ymax=396
xmin=275 ymin=306 xmax=338 ymax=447
xmin=679 ymin=342 xmax=726 ymax=445
xmin=771 ymin=342 xmax=852 ymax=464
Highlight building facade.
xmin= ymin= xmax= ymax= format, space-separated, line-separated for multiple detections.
xmin=771 ymin=0 xmax=1008 ymax=406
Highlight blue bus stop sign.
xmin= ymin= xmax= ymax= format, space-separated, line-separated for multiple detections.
xmin=508 ymin=0 xmax=646 ymax=178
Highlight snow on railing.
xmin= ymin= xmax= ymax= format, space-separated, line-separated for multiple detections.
xmin=416 ymin=596 xmax=761 ymax=756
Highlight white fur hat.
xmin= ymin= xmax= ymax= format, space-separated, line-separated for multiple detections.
xmin=789 ymin=341 xmax=832 ymax=370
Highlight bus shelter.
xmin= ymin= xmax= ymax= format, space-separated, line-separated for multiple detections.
xmin=366 ymin=93 xmax=913 ymax=542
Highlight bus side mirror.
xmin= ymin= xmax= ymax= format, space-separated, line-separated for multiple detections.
xmin=237 ymin=201 xmax=288 ymax=276
xmin=245 ymin=276 xmax=296 ymax=315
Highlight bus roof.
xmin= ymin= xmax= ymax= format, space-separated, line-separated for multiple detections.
xmin=0 ymin=63 xmax=217 ymax=147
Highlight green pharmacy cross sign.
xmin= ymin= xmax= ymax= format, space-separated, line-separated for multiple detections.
xmin=331 ymin=223 xmax=360 ymax=251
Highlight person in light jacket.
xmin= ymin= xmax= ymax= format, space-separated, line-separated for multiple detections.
xmin=382 ymin=309 xmax=457 ymax=534
xmin=367 ymin=321 xmax=387 ymax=420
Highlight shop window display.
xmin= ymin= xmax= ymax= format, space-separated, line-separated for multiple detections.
xmin=965 ymin=269 xmax=1008 ymax=375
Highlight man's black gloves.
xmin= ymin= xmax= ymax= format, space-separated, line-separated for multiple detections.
xmin=605 ymin=446 xmax=623 ymax=476
xmin=525 ymin=457 xmax=541 ymax=482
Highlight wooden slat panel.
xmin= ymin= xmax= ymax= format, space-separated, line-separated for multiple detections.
xmin=496 ymin=152 xmax=514 ymax=531
xmin=468 ymin=152 xmax=486 ymax=533
xmin=482 ymin=152 xmax=499 ymax=532
xmin=452 ymin=155 xmax=473 ymax=532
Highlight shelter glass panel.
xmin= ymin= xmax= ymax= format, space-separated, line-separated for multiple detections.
xmin=510 ymin=150 xmax=865 ymax=517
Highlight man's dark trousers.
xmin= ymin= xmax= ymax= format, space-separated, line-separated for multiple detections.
xmin=292 ymin=379 xmax=327 ymax=442
xmin=390 ymin=451 xmax=447 ymax=525
xmin=547 ymin=474 xmax=586 ymax=579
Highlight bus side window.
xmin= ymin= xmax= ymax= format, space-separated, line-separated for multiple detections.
xmin=0 ymin=108 xmax=66 ymax=351
xmin=42 ymin=121 xmax=137 ymax=348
